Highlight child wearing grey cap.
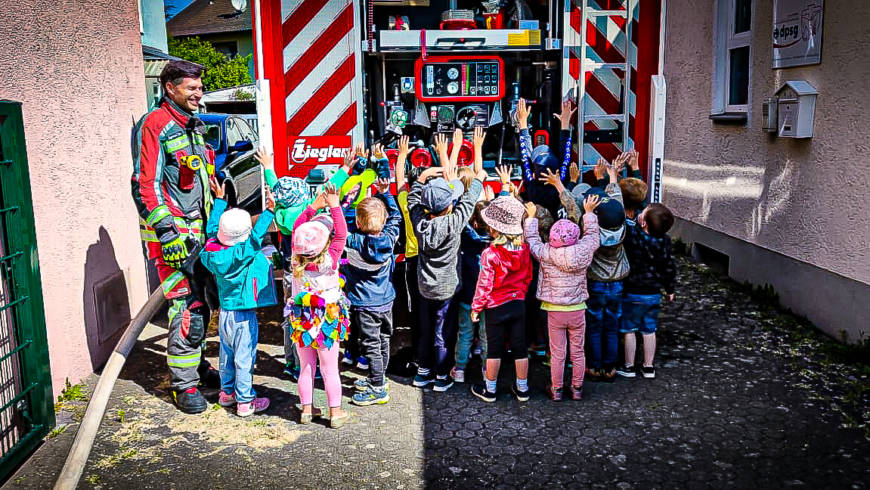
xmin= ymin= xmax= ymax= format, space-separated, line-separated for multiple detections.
xmin=407 ymin=133 xmax=487 ymax=392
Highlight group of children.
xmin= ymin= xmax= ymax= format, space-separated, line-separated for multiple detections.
xmin=199 ymin=98 xmax=676 ymax=427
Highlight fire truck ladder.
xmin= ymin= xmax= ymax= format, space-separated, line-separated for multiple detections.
xmin=573 ymin=0 xmax=635 ymax=172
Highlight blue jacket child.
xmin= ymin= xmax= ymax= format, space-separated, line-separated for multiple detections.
xmin=344 ymin=190 xmax=402 ymax=401
xmin=344 ymin=192 xmax=402 ymax=307
xmin=199 ymin=197 xmax=276 ymax=414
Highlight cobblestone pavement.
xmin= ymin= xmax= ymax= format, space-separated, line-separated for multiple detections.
xmin=6 ymin=257 xmax=869 ymax=489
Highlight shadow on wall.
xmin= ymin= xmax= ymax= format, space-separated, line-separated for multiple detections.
xmin=82 ymin=226 xmax=131 ymax=371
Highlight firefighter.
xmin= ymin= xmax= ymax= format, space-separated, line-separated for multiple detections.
xmin=131 ymin=60 xmax=220 ymax=414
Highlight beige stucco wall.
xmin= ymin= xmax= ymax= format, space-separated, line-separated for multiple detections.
xmin=662 ymin=2 xmax=870 ymax=291
xmin=0 ymin=0 xmax=149 ymax=394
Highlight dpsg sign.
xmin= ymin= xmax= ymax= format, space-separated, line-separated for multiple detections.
xmin=772 ymin=0 xmax=824 ymax=68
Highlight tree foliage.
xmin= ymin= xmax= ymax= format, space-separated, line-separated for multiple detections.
xmin=168 ymin=37 xmax=252 ymax=91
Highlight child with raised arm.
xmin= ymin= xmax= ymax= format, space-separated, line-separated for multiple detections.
xmin=470 ymin=195 xmax=534 ymax=403
xmin=257 ymin=148 xmax=354 ymax=381
xmin=201 ymin=178 xmax=278 ymax=416
xmin=523 ymin=196 xmax=601 ymax=401
xmin=346 ymin=177 xmax=402 ymax=405
xmin=617 ymin=203 xmax=677 ymax=380
xmin=453 ymin=127 xmax=491 ymax=383
xmin=408 ymin=133 xmax=486 ymax=392
xmin=287 ymin=184 xmax=350 ymax=428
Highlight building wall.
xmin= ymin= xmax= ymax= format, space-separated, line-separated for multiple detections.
xmin=662 ymin=0 xmax=870 ymax=341
xmin=0 ymin=0 xmax=149 ymax=394
xmin=140 ymin=0 xmax=169 ymax=52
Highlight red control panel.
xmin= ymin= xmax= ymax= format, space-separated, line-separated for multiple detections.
xmin=414 ymin=55 xmax=505 ymax=102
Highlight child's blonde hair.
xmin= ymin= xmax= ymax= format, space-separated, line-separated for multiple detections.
xmin=292 ymin=247 xmax=329 ymax=279
xmin=490 ymin=229 xmax=524 ymax=248
xmin=356 ymin=196 xmax=387 ymax=234
xmin=457 ymin=166 xmax=475 ymax=191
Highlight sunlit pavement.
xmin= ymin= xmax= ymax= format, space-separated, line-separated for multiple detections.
xmin=5 ymin=256 xmax=869 ymax=489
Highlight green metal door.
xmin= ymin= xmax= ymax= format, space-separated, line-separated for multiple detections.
xmin=0 ymin=101 xmax=54 ymax=480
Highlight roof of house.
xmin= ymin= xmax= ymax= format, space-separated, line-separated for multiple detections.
xmin=167 ymin=0 xmax=252 ymax=37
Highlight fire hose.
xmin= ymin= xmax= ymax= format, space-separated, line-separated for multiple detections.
xmin=54 ymin=247 xmax=202 ymax=490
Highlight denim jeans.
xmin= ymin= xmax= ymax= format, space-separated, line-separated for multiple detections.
xmin=620 ymin=293 xmax=661 ymax=334
xmin=218 ymin=309 xmax=259 ymax=403
xmin=455 ymin=302 xmax=486 ymax=369
xmin=417 ymin=296 xmax=458 ymax=377
xmin=585 ymin=280 xmax=623 ymax=369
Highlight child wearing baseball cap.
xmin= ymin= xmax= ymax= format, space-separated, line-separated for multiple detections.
xmin=200 ymin=178 xmax=278 ymax=417
xmin=469 ymin=195 xmax=533 ymax=403
xmin=286 ymin=183 xmax=350 ymax=428
xmin=407 ymin=133 xmax=486 ymax=392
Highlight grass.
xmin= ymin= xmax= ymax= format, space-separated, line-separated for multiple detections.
xmin=57 ymin=379 xmax=88 ymax=403
xmin=85 ymin=474 xmax=100 ymax=485
xmin=45 ymin=424 xmax=67 ymax=440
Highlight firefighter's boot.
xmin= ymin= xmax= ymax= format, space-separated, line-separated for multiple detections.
xmin=172 ymin=387 xmax=208 ymax=414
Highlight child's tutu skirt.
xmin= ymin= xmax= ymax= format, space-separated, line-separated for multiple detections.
xmin=285 ymin=292 xmax=350 ymax=349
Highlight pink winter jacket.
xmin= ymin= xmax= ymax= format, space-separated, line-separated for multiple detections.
xmin=524 ymin=213 xmax=600 ymax=306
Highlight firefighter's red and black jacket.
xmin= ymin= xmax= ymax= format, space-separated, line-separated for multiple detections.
xmin=131 ymin=98 xmax=215 ymax=259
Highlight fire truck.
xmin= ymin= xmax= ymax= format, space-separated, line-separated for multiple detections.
xmin=249 ymin=0 xmax=667 ymax=201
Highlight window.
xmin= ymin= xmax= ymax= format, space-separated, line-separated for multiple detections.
xmin=213 ymin=41 xmax=238 ymax=59
xmin=712 ymin=0 xmax=753 ymax=119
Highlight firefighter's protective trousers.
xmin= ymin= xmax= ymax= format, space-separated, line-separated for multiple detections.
xmin=131 ymin=98 xmax=216 ymax=391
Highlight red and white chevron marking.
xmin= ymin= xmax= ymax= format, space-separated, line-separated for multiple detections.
xmin=279 ymin=0 xmax=363 ymax=176
xmin=562 ymin=0 xmax=638 ymax=166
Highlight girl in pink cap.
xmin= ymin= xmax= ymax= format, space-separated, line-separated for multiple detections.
xmin=287 ymin=183 xmax=350 ymax=428
xmin=523 ymin=195 xmax=601 ymax=401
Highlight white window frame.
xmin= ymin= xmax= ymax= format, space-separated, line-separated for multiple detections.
xmin=712 ymin=0 xmax=754 ymax=117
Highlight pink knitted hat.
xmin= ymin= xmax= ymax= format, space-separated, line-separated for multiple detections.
xmin=292 ymin=221 xmax=330 ymax=257
xmin=549 ymin=219 xmax=580 ymax=248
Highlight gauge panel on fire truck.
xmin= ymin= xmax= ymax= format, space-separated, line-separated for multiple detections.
xmin=414 ymin=56 xmax=505 ymax=102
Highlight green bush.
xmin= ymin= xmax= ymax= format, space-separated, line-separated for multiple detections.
xmin=168 ymin=37 xmax=252 ymax=91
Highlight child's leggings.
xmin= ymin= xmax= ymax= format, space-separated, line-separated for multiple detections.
xmin=547 ymin=310 xmax=586 ymax=388
xmin=297 ymin=343 xmax=342 ymax=408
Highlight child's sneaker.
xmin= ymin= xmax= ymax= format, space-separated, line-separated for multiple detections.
xmin=412 ymin=372 xmax=435 ymax=387
xmin=354 ymin=378 xmax=390 ymax=392
xmin=341 ymin=351 xmax=354 ymax=366
xmin=471 ymin=384 xmax=496 ymax=403
xmin=528 ymin=343 xmax=547 ymax=357
xmin=237 ymin=397 xmax=269 ymax=417
xmin=433 ymin=376 xmax=454 ymax=392
xmin=569 ymin=385 xmax=583 ymax=400
xmin=642 ymin=365 xmax=656 ymax=379
xmin=585 ymin=368 xmax=602 ymax=382
xmin=547 ymin=385 xmax=563 ymax=402
xmin=218 ymin=391 xmax=236 ymax=407
xmin=356 ymin=356 xmax=370 ymax=371
xmin=351 ymin=386 xmax=390 ymax=406
xmin=472 ymin=343 xmax=482 ymax=357
xmin=616 ymin=364 xmax=636 ymax=378
xmin=602 ymin=366 xmax=617 ymax=383
xmin=450 ymin=367 xmax=465 ymax=383
xmin=511 ymin=383 xmax=530 ymax=402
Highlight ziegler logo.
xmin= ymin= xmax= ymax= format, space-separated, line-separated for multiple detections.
xmin=290 ymin=136 xmax=351 ymax=164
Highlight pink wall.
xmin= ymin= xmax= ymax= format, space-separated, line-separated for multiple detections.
xmin=662 ymin=0 xmax=870 ymax=285
xmin=0 ymin=1 xmax=150 ymax=395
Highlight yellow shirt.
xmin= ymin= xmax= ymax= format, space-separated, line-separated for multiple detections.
xmin=397 ymin=190 xmax=418 ymax=258
xmin=540 ymin=301 xmax=587 ymax=312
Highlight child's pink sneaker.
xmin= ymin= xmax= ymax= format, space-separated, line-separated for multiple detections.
xmin=218 ymin=391 xmax=236 ymax=407
xmin=237 ymin=397 xmax=270 ymax=417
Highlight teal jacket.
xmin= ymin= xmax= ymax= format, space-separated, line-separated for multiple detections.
xmin=200 ymin=199 xmax=278 ymax=310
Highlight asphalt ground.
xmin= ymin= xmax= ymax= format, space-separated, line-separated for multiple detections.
xmin=5 ymin=256 xmax=869 ymax=489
